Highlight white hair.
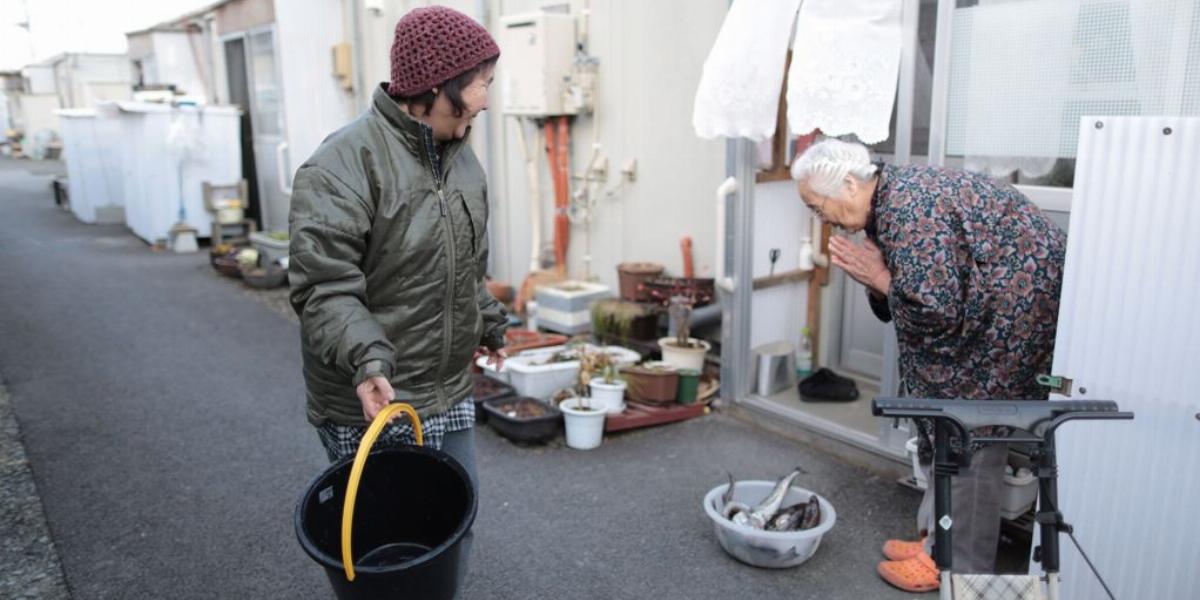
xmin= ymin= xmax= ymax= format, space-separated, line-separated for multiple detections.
xmin=790 ymin=139 xmax=878 ymax=196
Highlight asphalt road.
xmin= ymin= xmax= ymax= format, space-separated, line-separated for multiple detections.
xmin=0 ymin=158 xmax=921 ymax=599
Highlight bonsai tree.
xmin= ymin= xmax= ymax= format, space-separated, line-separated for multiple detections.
xmin=647 ymin=280 xmax=713 ymax=350
xmin=669 ymin=296 xmax=694 ymax=348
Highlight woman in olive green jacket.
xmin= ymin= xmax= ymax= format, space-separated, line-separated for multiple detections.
xmin=289 ymin=7 xmax=507 ymax=471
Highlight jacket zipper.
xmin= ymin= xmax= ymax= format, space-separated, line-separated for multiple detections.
xmin=438 ymin=184 xmax=455 ymax=407
xmin=423 ymin=124 xmax=465 ymax=408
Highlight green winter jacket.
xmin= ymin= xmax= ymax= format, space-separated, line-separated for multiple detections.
xmin=289 ymin=84 xmax=507 ymax=427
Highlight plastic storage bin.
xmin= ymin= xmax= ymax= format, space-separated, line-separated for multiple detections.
xmin=476 ymin=344 xmax=640 ymax=400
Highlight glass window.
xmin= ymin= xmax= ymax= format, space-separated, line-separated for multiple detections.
xmin=868 ymin=0 xmax=939 ymax=164
xmin=249 ymin=30 xmax=282 ymax=136
xmin=943 ymin=0 xmax=1200 ymax=188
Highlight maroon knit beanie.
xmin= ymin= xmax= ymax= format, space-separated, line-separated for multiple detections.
xmin=387 ymin=6 xmax=500 ymax=98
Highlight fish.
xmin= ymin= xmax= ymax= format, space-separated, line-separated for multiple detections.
xmin=733 ymin=468 xmax=803 ymax=529
xmin=722 ymin=467 xmax=812 ymax=530
xmin=767 ymin=502 xmax=807 ymax=531
xmin=721 ymin=472 xmax=753 ymax=521
xmin=799 ymin=495 xmax=822 ymax=530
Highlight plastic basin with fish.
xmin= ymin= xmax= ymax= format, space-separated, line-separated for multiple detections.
xmin=702 ymin=481 xmax=836 ymax=569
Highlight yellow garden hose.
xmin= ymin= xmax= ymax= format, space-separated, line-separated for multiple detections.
xmin=341 ymin=403 xmax=424 ymax=582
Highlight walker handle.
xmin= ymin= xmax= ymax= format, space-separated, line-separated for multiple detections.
xmin=341 ymin=403 xmax=424 ymax=582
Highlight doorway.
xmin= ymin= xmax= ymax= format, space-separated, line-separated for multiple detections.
xmin=223 ymin=26 xmax=289 ymax=233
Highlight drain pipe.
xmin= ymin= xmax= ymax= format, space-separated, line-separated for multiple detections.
xmin=669 ymin=303 xmax=722 ymax=337
xmin=810 ymin=214 xmax=829 ymax=268
xmin=349 ymin=0 xmax=368 ymax=108
xmin=476 ymin=0 xmax=498 ymax=275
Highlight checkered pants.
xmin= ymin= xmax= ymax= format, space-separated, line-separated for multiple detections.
xmin=316 ymin=399 xmax=475 ymax=462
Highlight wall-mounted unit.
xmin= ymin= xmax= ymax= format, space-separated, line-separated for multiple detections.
xmin=499 ymin=12 xmax=577 ymax=116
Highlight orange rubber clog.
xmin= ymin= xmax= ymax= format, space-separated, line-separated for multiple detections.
xmin=882 ymin=537 xmax=926 ymax=561
xmin=878 ymin=551 xmax=940 ymax=593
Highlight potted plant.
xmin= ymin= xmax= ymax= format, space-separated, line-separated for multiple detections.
xmin=591 ymin=298 xmax=658 ymax=345
xmin=621 ymin=362 xmax=680 ymax=405
xmin=471 ymin=373 xmax=516 ymax=424
xmin=559 ymin=391 xmax=606 ymax=450
xmin=588 ymin=363 xmax=627 ymax=415
xmin=616 ymin=262 xmax=664 ymax=302
xmin=559 ymin=348 xmax=607 ymax=449
xmin=482 ymin=396 xmax=561 ymax=444
xmin=657 ymin=295 xmax=711 ymax=371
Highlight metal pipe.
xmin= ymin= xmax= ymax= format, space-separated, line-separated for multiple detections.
xmin=933 ymin=419 xmax=954 ymax=571
xmin=927 ymin=0 xmax=955 ymax=167
xmin=1038 ymin=434 xmax=1062 ymax=573
xmin=894 ymin=0 xmax=919 ymax=166
xmin=714 ymin=176 xmax=738 ymax=293
xmin=719 ymin=138 xmax=756 ymax=404
xmin=476 ymin=0 xmax=497 ymax=275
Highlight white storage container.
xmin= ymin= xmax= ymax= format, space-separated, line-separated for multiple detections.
xmin=476 ymin=344 xmax=640 ymax=400
xmin=114 ymin=102 xmax=241 ymax=244
xmin=57 ymin=108 xmax=124 ymax=224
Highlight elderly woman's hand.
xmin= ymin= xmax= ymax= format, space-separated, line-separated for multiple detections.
xmin=829 ymin=236 xmax=891 ymax=295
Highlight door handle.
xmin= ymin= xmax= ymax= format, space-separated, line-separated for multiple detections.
xmin=275 ymin=141 xmax=293 ymax=196
xmin=715 ymin=176 xmax=737 ymax=293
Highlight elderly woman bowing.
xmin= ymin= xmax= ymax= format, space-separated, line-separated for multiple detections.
xmin=791 ymin=139 xmax=1066 ymax=592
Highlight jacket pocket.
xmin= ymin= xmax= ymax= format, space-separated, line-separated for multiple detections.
xmin=458 ymin=187 xmax=487 ymax=261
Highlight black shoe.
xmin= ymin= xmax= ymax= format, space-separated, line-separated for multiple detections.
xmin=798 ymin=368 xmax=860 ymax=402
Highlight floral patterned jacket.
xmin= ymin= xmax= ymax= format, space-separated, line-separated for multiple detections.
xmin=865 ymin=164 xmax=1067 ymax=402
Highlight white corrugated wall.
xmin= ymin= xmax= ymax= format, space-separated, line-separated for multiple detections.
xmin=1047 ymin=116 xmax=1200 ymax=600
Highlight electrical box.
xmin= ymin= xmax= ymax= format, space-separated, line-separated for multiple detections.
xmin=499 ymin=12 xmax=578 ymax=116
xmin=331 ymin=42 xmax=353 ymax=91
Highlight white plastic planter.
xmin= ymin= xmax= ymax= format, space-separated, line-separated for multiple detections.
xmin=658 ymin=337 xmax=711 ymax=371
xmin=588 ymin=379 xmax=626 ymax=414
xmin=476 ymin=345 xmax=640 ymax=400
xmin=560 ymin=397 xmax=606 ymax=450
xmin=534 ymin=281 xmax=610 ymax=334
xmin=250 ymin=231 xmax=289 ymax=267
xmin=703 ymin=481 xmax=837 ymax=569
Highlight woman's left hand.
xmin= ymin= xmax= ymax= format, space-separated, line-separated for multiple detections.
xmin=829 ymin=236 xmax=892 ymax=295
xmin=476 ymin=346 xmax=507 ymax=371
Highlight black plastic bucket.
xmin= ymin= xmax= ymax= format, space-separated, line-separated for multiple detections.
xmin=295 ymin=446 xmax=477 ymax=600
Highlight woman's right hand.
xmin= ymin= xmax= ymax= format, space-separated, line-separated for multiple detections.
xmin=829 ymin=236 xmax=892 ymax=295
xmin=356 ymin=376 xmax=395 ymax=422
